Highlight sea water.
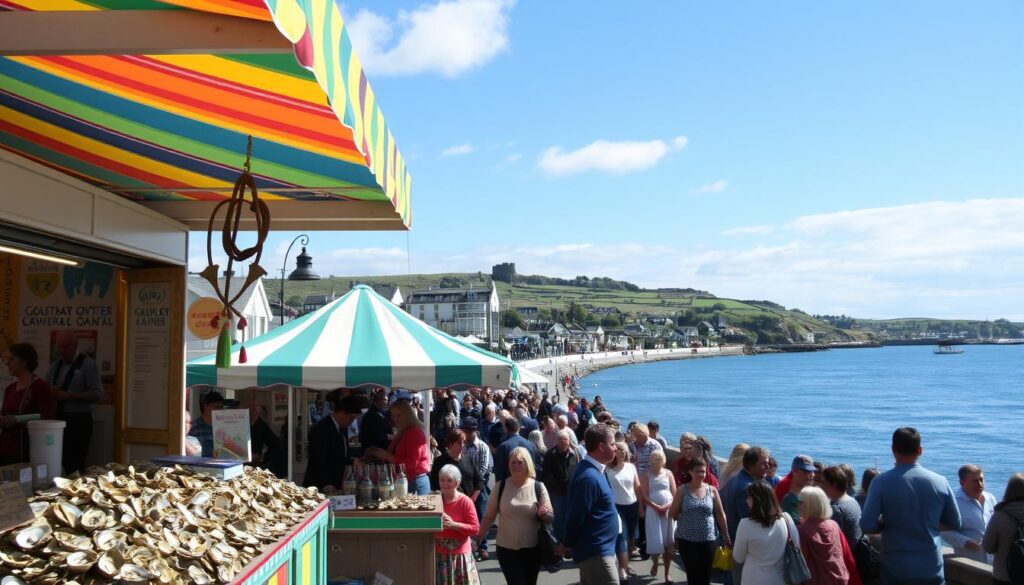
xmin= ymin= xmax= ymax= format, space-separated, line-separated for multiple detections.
xmin=584 ymin=344 xmax=1023 ymax=493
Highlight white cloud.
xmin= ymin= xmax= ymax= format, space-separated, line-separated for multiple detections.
xmin=346 ymin=0 xmax=514 ymax=78
xmin=502 ymin=153 xmax=522 ymax=164
xmin=537 ymin=135 xmax=688 ymax=176
xmin=721 ymin=225 xmax=774 ymax=236
xmin=440 ymin=143 xmax=475 ymax=158
xmin=691 ymin=179 xmax=728 ymax=194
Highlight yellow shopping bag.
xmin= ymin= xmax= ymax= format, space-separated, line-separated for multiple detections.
xmin=712 ymin=545 xmax=734 ymax=570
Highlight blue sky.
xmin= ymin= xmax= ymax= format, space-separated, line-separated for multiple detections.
xmin=192 ymin=1 xmax=1024 ymax=320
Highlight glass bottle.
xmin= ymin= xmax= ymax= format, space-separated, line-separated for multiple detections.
xmin=341 ymin=465 xmax=357 ymax=496
xmin=393 ymin=463 xmax=408 ymax=498
xmin=357 ymin=468 xmax=374 ymax=506
xmin=377 ymin=465 xmax=392 ymax=502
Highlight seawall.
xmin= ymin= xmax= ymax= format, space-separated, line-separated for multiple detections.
xmin=518 ymin=346 xmax=745 ymax=389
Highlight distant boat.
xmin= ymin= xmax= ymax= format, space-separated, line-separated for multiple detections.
xmin=934 ymin=345 xmax=965 ymax=355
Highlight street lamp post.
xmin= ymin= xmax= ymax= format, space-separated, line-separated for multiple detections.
xmin=280 ymin=234 xmax=309 ymax=325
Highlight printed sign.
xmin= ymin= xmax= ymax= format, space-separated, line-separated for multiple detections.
xmin=329 ymin=495 xmax=356 ymax=511
xmin=186 ymin=297 xmax=224 ymax=340
xmin=212 ymin=409 xmax=252 ymax=461
xmin=0 ymin=481 xmax=34 ymax=533
xmin=125 ymin=281 xmax=172 ymax=428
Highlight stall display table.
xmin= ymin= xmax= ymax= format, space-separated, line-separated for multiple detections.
xmin=327 ymin=495 xmax=443 ymax=584
xmin=234 ymin=500 xmax=330 ymax=585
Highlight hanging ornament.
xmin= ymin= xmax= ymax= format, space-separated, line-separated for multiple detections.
xmin=198 ymin=136 xmax=271 ymax=368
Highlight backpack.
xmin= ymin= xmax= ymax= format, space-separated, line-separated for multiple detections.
xmin=1008 ymin=516 xmax=1024 ymax=582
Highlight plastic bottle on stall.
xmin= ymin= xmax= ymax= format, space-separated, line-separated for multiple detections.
xmin=393 ymin=464 xmax=408 ymax=498
xmin=341 ymin=465 xmax=357 ymax=496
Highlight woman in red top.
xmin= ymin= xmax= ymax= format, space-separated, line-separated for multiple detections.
xmin=436 ymin=463 xmax=481 ymax=585
xmin=797 ymin=486 xmax=861 ymax=585
xmin=366 ymin=399 xmax=431 ymax=495
xmin=673 ymin=434 xmax=719 ymax=488
xmin=1 ymin=343 xmax=57 ymax=465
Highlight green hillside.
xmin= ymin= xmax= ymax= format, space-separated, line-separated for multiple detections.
xmin=261 ymin=272 xmax=858 ymax=345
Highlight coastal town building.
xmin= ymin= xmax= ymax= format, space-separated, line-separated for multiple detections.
xmin=406 ymin=284 xmax=500 ymax=343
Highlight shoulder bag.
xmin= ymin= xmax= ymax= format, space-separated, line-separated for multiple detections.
xmin=782 ymin=515 xmax=811 ymax=584
xmin=533 ymin=480 xmax=560 ymax=566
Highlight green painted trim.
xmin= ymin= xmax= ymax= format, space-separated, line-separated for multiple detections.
xmin=330 ymin=516 xmax=442 ymax=531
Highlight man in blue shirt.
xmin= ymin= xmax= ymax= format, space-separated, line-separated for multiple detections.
xmin=720 ymin=445 xmax=769 ymax=585
xmin=941 ymin=464 xmax=995 ymax=563
xmin=187 ymin=391 xmax=224 ymax=457
xmin=861 ymin=427 xmax=962 ymax=585
xmin=560 ymin=423 xmax=619 ymax=585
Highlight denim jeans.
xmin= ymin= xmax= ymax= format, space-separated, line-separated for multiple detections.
xmin=476 ymin=483 xmax=490 ymax=552
xmin=411 ymin=473 xmax=430 ymax=495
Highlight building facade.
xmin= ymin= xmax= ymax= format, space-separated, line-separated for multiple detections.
xmin=406 ymin=284 xmax=500 ymax=342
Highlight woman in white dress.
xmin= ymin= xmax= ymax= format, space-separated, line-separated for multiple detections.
xmin=640 ymin=450 xmax=677 ymax=583
xmin=733 ymin=481 xmax=799 ymax=585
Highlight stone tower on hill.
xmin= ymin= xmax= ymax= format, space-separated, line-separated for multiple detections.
xmin=491 ymin=262 xmax=516 ymax=284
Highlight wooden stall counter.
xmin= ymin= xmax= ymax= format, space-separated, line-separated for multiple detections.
xmin=327 ymin=494 xmax=443 ymax=585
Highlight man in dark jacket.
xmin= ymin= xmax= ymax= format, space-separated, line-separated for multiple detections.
xmin=541 ymin=429 xmax=579 ymax=542
xmin=359 ymin=390 xmax=391 ymax=451
xmin=303 ymin=394 xmax=364 ymax=491
xmin=492 ymin=416 xmax=542 ymax=483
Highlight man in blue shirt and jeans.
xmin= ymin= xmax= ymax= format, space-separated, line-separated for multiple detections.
xmin=861 ymin=427 xmax=962 ymax=585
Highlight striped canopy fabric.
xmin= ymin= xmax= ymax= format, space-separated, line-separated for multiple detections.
xmin=187 ymin=285 xmax=520 ymax=390
xmin=0 ymin=0 xmax=411 ymax=227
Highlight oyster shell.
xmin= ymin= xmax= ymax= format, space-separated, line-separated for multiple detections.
xmin=65 ymin=550 xmax=97 ymax=573
xmin=13 ymin=524 xmax=52 ymax=550
xmin=96 ymin=546 xmax=124 ymax=577
xmin=53 ymin=501 xmax=83 ymax=528
xmin=79 ymin=507 xmax=107 ymax=531
xmin=119 ymin=563 xmax=157 ymax=582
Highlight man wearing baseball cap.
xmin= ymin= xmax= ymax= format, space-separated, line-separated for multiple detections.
xmin=461 ymin=416 xmax=494 ymax=560
xmin=781 ymin=454 xmax=817 ymax=523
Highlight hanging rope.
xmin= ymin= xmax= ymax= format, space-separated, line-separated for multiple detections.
xmin=200 ymin=135 xmax=272 ymax=367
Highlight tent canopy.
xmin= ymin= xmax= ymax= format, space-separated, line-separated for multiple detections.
xmin=0 ymin=0 xmax=411 ymax=230
xmin=187 ymin=285 xmax=519 ymax=390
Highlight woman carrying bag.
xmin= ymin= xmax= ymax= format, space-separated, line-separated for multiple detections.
xmin=476 ymin=447 xmax=554 ymax=585
xmin=668 ymin=457 xmax=730 ymax=585
xmin=733 ymin=481 xmax=797 ymax=584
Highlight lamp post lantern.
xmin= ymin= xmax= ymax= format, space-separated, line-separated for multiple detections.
xmin=279 ymin=234 xmax=319 ymax=325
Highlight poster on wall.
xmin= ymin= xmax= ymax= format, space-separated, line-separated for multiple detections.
xmin=0 ymin=255 xmax=118 ymax=396
xmin=125 ymin=281 xmax=172 ymax=429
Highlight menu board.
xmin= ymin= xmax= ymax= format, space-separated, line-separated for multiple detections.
xmin=126 ymin=281 xmax=172 ymax=429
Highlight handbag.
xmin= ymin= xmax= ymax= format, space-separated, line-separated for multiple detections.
xmin=853 ymin=535 xmax=880 ymax=579
xmin=782 ymin=515 xmax=812 ymax=584
xmin=533 ymin=481 xmax=560 ymax=566
xmin=712 ymin=545 xmax=734 ymax=570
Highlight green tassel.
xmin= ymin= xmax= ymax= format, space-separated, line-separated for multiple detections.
xmin=216 ymin=325 xmax=232 ymax=368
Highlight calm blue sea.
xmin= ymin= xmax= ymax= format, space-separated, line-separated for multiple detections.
xmin=584 ymin=345 xmax=1023 ymax=495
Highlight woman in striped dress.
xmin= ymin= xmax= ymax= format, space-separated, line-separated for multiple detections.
xmin=669 ymin=457 xmax=730 ymax=585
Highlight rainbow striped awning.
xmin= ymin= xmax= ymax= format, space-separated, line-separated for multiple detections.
xmin=0 ymin=0 xmax=412 ymax=230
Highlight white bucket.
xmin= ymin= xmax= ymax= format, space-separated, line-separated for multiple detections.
xmin=27 ymin=420 xmax=65 ymax=483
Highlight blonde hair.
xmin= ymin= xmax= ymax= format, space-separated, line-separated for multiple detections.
xmin=720 ymin=443 xmax=751 ymax=480
xmin=631 ymin=423 xmax=650 ymax=439
xmin=528 ymin=430 xmax=546 ymax=453
xmin=650 ymin=450 xmax=666 ymax=469
xmin=799 ymin=486 xmax=832 ymax=520
xmin=389 ymin=400 xmax=419 ymax=432
xmin=508 ymin=446 xmax=536 ymax=479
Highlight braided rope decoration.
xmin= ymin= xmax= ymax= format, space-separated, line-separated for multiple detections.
xmin=197 ymin=136 xmax=271 ymax=367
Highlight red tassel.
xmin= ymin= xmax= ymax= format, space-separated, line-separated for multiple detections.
xmin=239 ymin=345 xmax=248 ymax=364
xmin=237 ymin=316 xmax=247 ymax=331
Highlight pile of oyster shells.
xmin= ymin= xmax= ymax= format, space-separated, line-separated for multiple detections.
xmin=0 ymin=463 xmax=323 ymax=584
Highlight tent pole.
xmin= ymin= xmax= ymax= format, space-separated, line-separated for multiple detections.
xmin=421 ymin=389 xmax=432 ymax=436
xmin=287 ymin=386 xmax=294 ymax=482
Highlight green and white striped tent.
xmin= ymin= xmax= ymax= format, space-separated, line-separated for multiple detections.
xmin=186 ymin=284 xmax=519 ymax=390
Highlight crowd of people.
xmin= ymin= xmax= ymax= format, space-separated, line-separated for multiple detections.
xmin=191 ymin=383 xmax=1022 ymax=585
xmin=419 ymin=388 xmax=1023 ymax=585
